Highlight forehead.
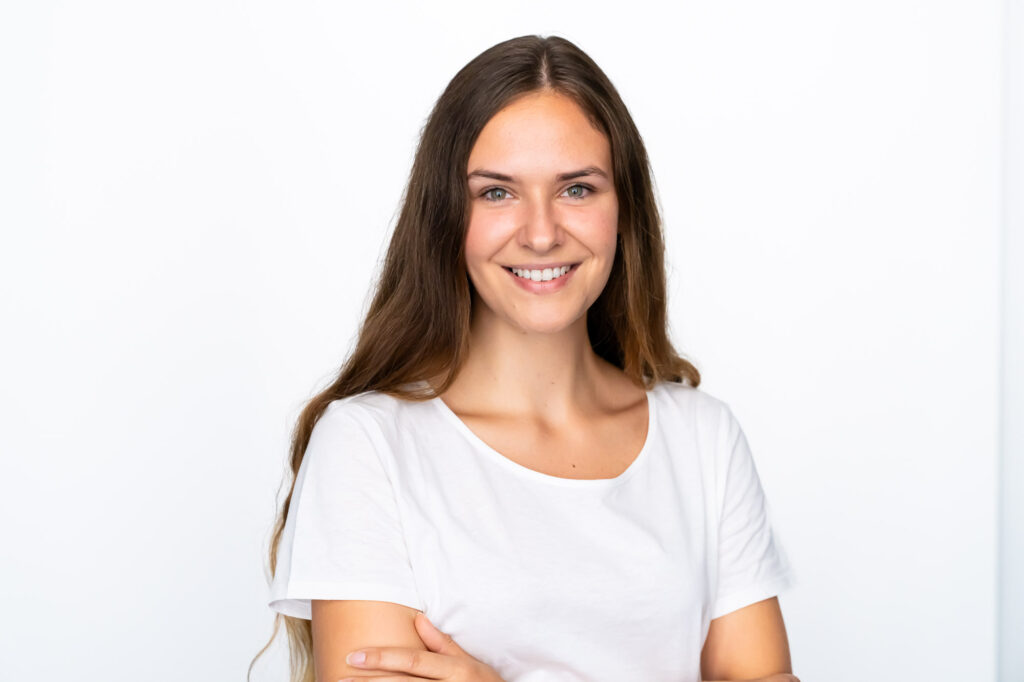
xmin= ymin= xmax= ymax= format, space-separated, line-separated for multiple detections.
xmin=467 ymin=92 xmax=611 ymax=175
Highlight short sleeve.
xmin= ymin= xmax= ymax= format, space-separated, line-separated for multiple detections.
xmin=710 ymin=404 xmax=796 ymax=620
xmin=267 ymin=400 xmax=424 ymax=620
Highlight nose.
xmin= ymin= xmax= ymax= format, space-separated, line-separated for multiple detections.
xmin=518 ymin=196 xmax=562 ymax=252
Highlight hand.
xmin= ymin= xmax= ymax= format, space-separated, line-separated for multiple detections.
xmin=341 ymin=611 xmax=506 ymax=681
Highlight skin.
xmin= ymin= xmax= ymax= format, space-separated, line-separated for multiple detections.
xmin=436 ymin=89 xmax=650 ymax=478
xmin=701 ymin=597 xmax=795 ymax=680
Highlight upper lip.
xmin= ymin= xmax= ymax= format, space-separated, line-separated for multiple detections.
xmin=503 ymin=262 xmax=579 ymax=270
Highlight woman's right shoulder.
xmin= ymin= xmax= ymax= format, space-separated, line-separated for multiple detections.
xmin=318 ymin=388 xmax=428 ymax=438
xmin=311 ymin=389 xmax=435 ymax=473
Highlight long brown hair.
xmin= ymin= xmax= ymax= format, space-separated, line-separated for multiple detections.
xmin=248 ymin=33 xmax=700 ymax=682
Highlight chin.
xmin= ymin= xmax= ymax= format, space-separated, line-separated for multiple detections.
xmin=509 ymin=313 xmax=583 ymax=335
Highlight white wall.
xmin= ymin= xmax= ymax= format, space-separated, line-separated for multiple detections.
xmin=1000 ymin=0 xmax=1023 ymax=679
xmin=0 ymin=2 xmax=1009 ymax=680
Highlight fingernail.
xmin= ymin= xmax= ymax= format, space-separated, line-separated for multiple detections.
xmin=346 ymin=651 xmax=366 ymax=665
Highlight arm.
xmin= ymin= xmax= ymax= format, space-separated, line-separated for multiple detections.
xmin=311 ymin=599 xmax=426 ymax=681
xmin=706 ymin=677 xmax=799 ymax=682
xmin=311 ymin=597 xmax=793 ymax=682
xmin=700 ymin=596 xmax=798 ymax=682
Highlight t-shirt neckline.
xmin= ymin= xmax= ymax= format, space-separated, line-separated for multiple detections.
xmin=429 ymin=382 xmax=659 ymax=489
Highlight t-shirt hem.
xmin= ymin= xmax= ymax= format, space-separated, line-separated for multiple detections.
xmin=268 ymin=580 xmax=425 ymax=620
xmin=710 ymin=571 xmax=796 ymax=620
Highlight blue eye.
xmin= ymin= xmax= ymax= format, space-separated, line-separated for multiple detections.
xmin=565 ymin=184 xmax=593 ymax=199
xmin=481 ymin=187 xmax=508 ymax=202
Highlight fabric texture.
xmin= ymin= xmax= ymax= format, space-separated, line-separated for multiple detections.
xmin=268 ymin=380 xmax=796 ymax=681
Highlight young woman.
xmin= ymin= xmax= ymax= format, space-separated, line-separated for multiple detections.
xmin=253 ymin=34 xmax=797 ymax=682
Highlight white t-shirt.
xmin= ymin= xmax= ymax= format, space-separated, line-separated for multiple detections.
xmin=268 ymin=379 xmax=796 ymax=681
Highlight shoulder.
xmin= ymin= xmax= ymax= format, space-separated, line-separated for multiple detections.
xmin=322 ymin=390 xmax=401 ymax=424
xmin=317 ymin=389 xmax=430 ymax=448
xmin=655 ymin=379 xmax=733 ymax=426
xmin=653 ymin=380 xmax=743 ymax=466
xmin=300 ymin=391 xmax=426 ymax=480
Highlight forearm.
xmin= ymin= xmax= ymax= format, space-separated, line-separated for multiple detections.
xmin=512 ymin=670 xmax=799 ymax=682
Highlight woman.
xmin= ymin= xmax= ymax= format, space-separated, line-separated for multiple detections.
xmin=253 ymin=34 xmax=797 ymax=682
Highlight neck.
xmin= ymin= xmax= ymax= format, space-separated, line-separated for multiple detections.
xmin=440 ymin=303 xmax=617 ymax=423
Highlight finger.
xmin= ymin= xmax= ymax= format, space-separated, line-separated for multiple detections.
xmin=414 ymin=612 xmax=465 ymax=658
xmin=347 ymin=647 xmax=450 ymax=679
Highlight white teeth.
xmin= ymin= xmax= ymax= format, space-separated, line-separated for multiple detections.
xmin=510 ymin=265 xmax=572 ymax=281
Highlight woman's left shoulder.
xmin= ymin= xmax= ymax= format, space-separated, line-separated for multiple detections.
xmin=653 ymin=378 xmax=722 ymax=408
xmin=653 ymin=379 xmax=739 ymax=434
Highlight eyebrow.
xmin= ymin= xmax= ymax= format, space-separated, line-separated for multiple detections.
xmin=466 ymin=165 xmax=610 ymax=183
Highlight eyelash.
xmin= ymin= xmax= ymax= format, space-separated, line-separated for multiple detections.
xmin=479 ymin=183 xmax=595 ymax=203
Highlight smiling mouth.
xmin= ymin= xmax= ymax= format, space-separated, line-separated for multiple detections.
xmin=503 ymin=262 xmax=581 ymax=282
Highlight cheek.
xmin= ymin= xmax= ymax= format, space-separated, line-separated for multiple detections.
xmin=580 ymin=204 xmax=619 ymax=257
xmin=465 ymin=209 xmax=524 ymax=267
xmin=463 ymin=220 xmax=488 ymax=262
xmin=463 ymin=214 xmax=509 ymax=281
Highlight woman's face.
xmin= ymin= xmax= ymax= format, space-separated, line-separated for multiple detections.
xmin=464 ymin=90 xmax=619 ymax=335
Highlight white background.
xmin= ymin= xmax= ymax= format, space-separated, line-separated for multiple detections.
xmin=1 ymin=2 xmax=1018 ymax=681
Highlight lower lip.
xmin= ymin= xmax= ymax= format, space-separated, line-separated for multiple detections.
xmin=505 ymin=264 xmax=580 ymax=294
